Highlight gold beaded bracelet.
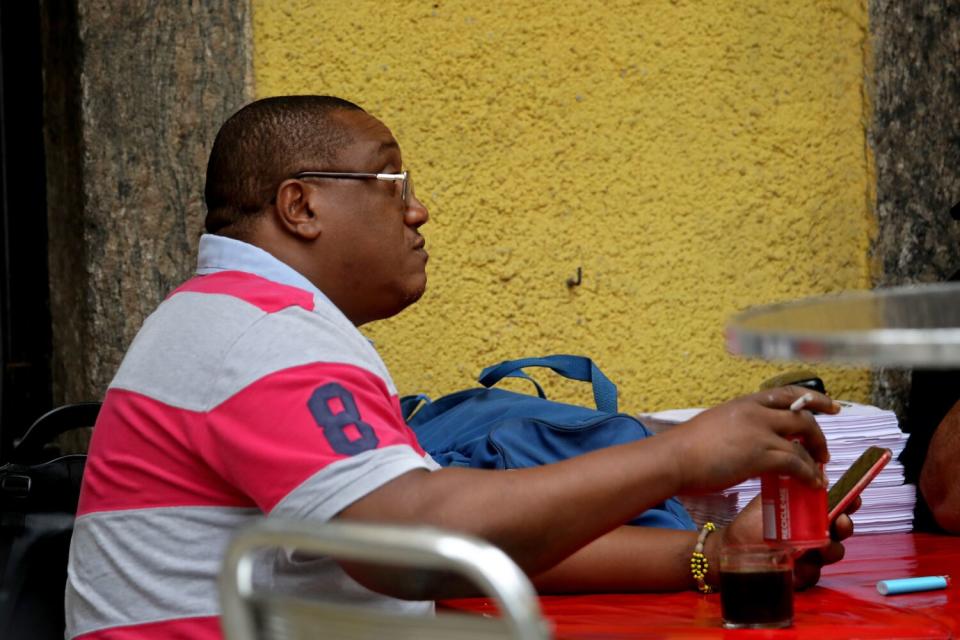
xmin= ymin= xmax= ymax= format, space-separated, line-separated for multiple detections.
xmin=690 ymin=521 xmax=716 ymax=594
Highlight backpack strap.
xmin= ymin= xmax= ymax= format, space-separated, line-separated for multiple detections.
xmin=477 ymin=355 xmax=618 ymax=413
xmin=490 ymin=370 xmax=547 ymax=400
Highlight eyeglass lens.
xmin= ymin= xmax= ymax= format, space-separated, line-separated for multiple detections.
xmin=402 ymin=172 xmax=412 ymax=204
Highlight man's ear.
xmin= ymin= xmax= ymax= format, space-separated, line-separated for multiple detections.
xmin=273 ymin=179 xmax=323 ymax=240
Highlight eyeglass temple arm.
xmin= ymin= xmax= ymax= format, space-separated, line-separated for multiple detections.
xmin=294 ymin=172 xmax=404 ymax=181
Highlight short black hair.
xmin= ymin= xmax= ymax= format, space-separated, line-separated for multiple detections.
xmin=203 ymin=95 xmax=364 ymax=235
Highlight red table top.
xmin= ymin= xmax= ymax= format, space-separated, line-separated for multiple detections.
xmin=441 ymin=533 xmax=960 ymax=638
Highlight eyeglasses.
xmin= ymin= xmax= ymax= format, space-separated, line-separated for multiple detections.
xmin=294 ymin=170 xmax=412 ymax=205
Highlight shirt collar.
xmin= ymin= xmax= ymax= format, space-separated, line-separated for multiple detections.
xmin=196 ymin=233 xmax=334 ymax=307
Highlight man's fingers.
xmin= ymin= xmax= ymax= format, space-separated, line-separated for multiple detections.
xmin=793 ymin=541 xmax=845 ymax=590
xmin=844 ymin=495 xmax=862 ymax=516
xmin=762 ymin=447 xmax=825 ymax=488
xmin=831 ymin=513 xmax=855 ymax=541
xmin=819 ymin=540 xmax=846 ymax=565
xmin=754 ymin=386 xmax=840 ymax=414
xmin=754 ymin=387 xmax=833 ymax=463
xmin=793 ymin=560 xmax=822 ymax=591
xmin=784 ymin=408 xmax=830 ymax=464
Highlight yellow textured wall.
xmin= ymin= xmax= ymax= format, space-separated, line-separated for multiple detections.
xmin=252 ymin=0 xmax=873 ymax=411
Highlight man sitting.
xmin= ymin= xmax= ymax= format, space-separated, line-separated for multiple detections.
xmin=65 ymin=95 xmax=852 ymax=640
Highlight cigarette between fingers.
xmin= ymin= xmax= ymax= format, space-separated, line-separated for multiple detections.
xmin=790 ymin=393 xmax=815 ymax=412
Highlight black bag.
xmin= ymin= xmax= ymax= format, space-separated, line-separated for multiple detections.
xmin=0 ymin=402 xmax=100 ymax=640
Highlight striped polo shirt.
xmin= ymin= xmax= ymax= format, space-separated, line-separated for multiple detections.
xmin=65 ymin=235 xmax=436 ymax=639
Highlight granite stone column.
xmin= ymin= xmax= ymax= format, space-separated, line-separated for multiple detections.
xmin=868 ymin=0 xmax=960 ymax=415
xmin=42 ymin=0 xmax=252 ymax=403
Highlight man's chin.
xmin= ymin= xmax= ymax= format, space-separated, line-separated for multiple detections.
xmin=400 ymin=279 xmax=427 ymax=309
xmin=363 ymin=280 xmax=427 ymax=325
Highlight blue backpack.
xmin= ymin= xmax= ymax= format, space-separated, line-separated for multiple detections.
xmin=402 ymin=355 xmax=695 ymax=530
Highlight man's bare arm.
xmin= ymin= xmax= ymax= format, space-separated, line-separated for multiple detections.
xmin=530 ymin=526 xmax=699 ymax=593
xmin=336 ymin=387 xmax=836 ymax=597
xmin=532 ymin=500 xmax=856 ymax=595
xmin=920 ymin=399 xmax=960 ymax=533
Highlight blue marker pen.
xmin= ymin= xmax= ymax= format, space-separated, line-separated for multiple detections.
xmin=876 ymin=575 xmax=950 ymax=595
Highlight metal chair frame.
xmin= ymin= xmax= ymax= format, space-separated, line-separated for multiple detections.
xmin=219 ymin=518 xmax=551 ymax=640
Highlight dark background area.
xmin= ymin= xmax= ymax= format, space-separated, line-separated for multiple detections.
xmin=0 ymin=1 xmax=53 ymax=462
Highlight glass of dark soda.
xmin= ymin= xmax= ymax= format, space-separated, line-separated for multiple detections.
xmin=719 ymin=544 xmax=794 ymax=629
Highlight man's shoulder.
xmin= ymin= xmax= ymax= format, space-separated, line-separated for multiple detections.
xmin=169 ymin=270 xmax=317 ymax=313
xmin=110 ymin=271 xmax=392 ymax=411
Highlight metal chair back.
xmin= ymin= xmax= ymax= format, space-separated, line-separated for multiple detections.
xmin=219 ymin=518 xmax=551 ymax=640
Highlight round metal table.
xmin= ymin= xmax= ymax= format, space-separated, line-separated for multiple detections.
xmin=725 ymin=282 xmax=960 ymax=368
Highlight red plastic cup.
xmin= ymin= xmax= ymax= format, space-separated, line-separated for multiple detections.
xmin=761 ymin=437 xmax=829 ymax=549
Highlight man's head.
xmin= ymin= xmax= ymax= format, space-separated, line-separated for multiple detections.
xmin=204 ymin=96 xmax=430 ymax=325
xmin=204 ymin=95 xmax=364 ymax=236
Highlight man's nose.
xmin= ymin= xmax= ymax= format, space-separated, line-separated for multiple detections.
xmin=404 ymin=193 xmax=429 ymax=228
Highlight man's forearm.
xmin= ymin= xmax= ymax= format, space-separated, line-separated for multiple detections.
xmin=920 ymin=399 xmax=960 ymax=533
xmin=340 ymin=527 xmax=704 ymax=601
xmin=531 ymin=526 xmax=701 ymax=593
xmin=341 ymin=431 xmax=687 ymax=577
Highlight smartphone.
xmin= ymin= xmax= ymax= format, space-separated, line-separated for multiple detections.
xmin=759 ymin=370 xmax=827 ymax=395
xmin=827 ymin=446 xmax=893 ymax=523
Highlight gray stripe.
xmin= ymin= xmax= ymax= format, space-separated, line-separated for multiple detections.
xmin=210 ymin=305 xmax=397 ymax=406
xmin=271 ymin=445 xmax=433 ymax=521
xmin=65 ymin=506 xmax=259 ymax=638
xmin=66 ymin=473 xmax=438 ymax=638
xmin=110 ymin=293 xmax=265 ymax=410
xmin=266 ymin=548 xmax=434 ymax=616
xmin=266 ymin=446 xmax=436 ymax=617
xmin=110 ymin=293 xmax=396 ymax=411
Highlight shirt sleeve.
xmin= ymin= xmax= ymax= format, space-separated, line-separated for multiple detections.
xmin=192 ymin=360 xmax=432 ymax=517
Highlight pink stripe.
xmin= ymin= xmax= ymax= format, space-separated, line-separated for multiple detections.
xmin=80 ymin=363 xmax=425 ymax=516
xmin=78 ymin=389 xmax=253 ymax=515
xmin=198 ymin=361 xmax=426 ymax=512
xmin=74 ymin=616 xmax=221 ymax=640
xmin=169 ymin=271 xmax=314 ymax=312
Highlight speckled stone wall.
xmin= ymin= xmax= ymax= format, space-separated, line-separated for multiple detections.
xmin=42 ymin=1 xmax=253 ymax=402
xmin=868 ymin=1 xmax=960 ymax=417
xmin=870 ymin=2 xmax=960 ymax=286
xmin=252 ymin=1 xmax=874 ymax=411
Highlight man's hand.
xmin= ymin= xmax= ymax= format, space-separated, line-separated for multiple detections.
xmin=663 ymin=386 xmax=839 ymax=495
xmin=716 ymin=494 xmax=859 ymax=590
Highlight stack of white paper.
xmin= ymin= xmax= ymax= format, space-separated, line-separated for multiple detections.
xmin=638 ymin=401 xmax=915 ymax=534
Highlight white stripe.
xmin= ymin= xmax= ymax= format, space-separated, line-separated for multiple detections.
xmin=110 ymin=293 xmax=397 ymax=411
xmin=110 ymin=293 xmax=266 ymax=410
xmin=66 ymin=495 xmax=437 ymax=638
xmin=270 ymin=444 xmax=433 ymax=521
xmin=210 ymin=305 xmax=397 ymax=404
xmin=65 ymin=506 xmax=258 ymax=638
